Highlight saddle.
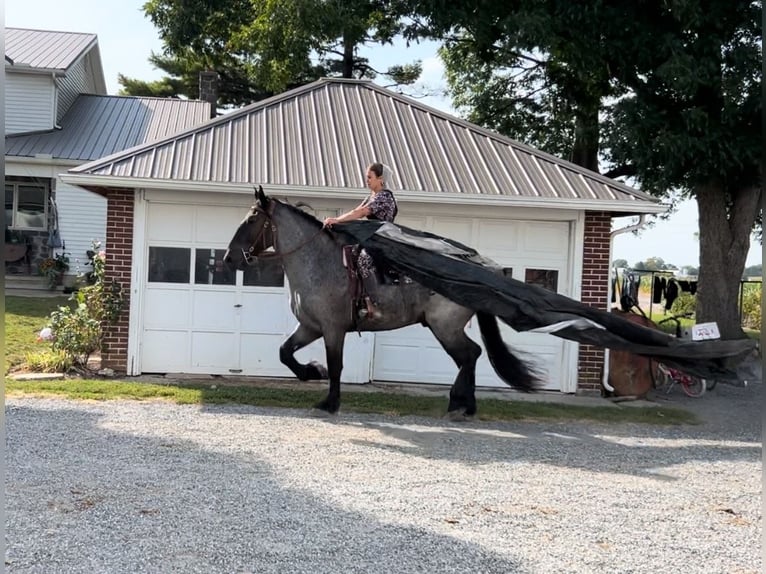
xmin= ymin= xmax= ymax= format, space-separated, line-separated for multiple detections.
xmin=342 ymin=245 xmax=401 ymax=311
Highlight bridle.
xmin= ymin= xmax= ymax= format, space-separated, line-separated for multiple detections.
xmin=240 ymin=199 xmax=324 ymax=265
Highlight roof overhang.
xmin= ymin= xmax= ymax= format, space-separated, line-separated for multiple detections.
xmin=60 ymin=173 xmax=669 ymax=215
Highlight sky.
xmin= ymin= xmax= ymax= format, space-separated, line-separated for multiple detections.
xmin=6 ymin=0 xmax=762 ymax=268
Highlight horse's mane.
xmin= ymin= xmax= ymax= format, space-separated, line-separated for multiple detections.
xmin=273 ymin=198 xmax=323 ymax=228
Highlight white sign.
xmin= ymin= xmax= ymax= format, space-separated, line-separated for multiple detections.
xmin=691 ymin=322 xmax=720 ymax=341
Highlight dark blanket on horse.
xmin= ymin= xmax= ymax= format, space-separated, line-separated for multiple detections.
xmin=336 ymin=220 xmax=756 ymax=381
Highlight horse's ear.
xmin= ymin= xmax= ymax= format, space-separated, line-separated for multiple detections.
xmin=255 ymin=185 xmax=268 ymax=206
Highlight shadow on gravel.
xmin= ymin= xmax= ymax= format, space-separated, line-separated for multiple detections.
xmin=6 ymin=403 xmax=527 ymax=574
xmin=326 ymin=382 xmax=762 ymax=482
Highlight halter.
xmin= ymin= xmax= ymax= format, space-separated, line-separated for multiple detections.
xmin=241 ymin=200 xmax=324 ymax=265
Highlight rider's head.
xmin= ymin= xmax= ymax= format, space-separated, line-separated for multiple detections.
xmin=367 ymin=162 xmax=393 ymax=192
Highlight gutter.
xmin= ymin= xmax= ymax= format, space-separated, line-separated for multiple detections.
xmin=58 ymin=174 xmax=669 ymax=214
xmin=602 ymin=214 xmax=648 ymax=392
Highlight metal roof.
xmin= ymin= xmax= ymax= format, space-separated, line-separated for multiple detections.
xmin=6 ymin=94 xmax=212 ymax=161
xmin=67 ymin=78 xmax=662 ymax=212
xmin=5 ymin=27 xmax=97 ymax=72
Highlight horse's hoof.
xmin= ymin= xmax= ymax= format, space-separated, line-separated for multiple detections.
xmin=444 ymin=409 xmax=472 ymax=422
xmin=308 ymin=361 xmax=328 ymax=379
xmin=310 ymin=407 xmax=338 ymax=418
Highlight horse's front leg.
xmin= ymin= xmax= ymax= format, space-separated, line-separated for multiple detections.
xmin=279 ymin=323 xmax=326 ymax=381
xmin=314 ymin=331 xmax=344 ymax=414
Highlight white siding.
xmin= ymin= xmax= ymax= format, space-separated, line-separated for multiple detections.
xmin=54 ymin=178 xmax=107 ymax=269
xmin=5 ymin=74 xmax=55 ymax=134
xmin=57 ymin=59 xmax=88 ymax=122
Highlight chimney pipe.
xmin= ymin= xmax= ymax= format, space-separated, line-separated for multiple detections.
xmin=199 ymin=70 xmax=219 ymax=118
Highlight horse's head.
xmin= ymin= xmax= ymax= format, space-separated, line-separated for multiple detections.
xmin=223 ymin=185 xmax=276 ymax=270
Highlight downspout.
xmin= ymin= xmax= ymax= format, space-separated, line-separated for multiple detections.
xmin=602 ymin=214 xmax=647 ymax=392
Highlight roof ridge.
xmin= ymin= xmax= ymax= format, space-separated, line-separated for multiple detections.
xmin=6 ymin=26 xmax=96 ymax=37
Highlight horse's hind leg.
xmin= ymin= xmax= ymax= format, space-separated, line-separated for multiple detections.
xmin=279 ymin=323 xmax=326 ymax=381
xmin=429 ymin=320 xmax=482 ymax=418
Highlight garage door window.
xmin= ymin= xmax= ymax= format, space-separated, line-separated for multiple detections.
xmin=194 ymin=248 xmax=235 ymax=286
xmin=148 ymin=247 xmax=190 ymax=283
xmin=525 ymin=269 xmax=558 ymax=292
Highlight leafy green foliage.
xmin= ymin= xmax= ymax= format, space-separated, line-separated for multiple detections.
xmin=24 ymin=350 xmax=74 ymax=373
xmin=121 ymin=0 xmax=421 ymax=106
xmin=46 ymin=247 xmax=125 ymax=367
xmin=669 ymin=292 xmax=697 ymax=318
xmin=740 ymin=283 xmax=761 ymax=330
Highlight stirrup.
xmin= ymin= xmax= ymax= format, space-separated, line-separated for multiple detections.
xmin=358 ymin=307 xmax=382 ymax=320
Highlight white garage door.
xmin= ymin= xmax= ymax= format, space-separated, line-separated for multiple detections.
xmin=139 ymin=201 xmax=370 ymax=380
xmin=372 ymin=215 xmax=573 ymax=391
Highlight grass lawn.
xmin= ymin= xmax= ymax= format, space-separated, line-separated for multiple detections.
xmin=5 ymin=295 xmax=72 ymax=373
xmin=3 ymin=295 xmax=707 ymax=425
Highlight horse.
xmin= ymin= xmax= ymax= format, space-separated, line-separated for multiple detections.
xmin=223 ymin=186 xmax=538 ymax=418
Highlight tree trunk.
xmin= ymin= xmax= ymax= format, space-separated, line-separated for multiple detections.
xmin=695 ymin=183 xmax=762 ymax=339
xmin=570 ymin=102 xmax=600 ymax=173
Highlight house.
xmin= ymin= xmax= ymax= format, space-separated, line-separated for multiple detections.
xmin=4 ymin=27 xmax=212 ymax=283
xmin=61 ymin=78 xmax=667 ymax=393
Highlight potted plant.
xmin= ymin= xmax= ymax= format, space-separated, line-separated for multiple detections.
xmin=38 ymin=252 xmax=70 ymax=289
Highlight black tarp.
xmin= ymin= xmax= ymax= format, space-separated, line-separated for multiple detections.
xmin=337 ymin=220 xmax=756 ymax=381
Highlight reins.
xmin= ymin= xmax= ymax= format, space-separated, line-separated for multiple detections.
xmin=242 ymin=201 xmax=325 ymax=264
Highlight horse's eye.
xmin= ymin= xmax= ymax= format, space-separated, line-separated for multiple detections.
xmin=248 ymin=216 xmax=258 ymax=224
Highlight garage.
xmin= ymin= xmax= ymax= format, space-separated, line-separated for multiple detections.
xmin=62 ymin=78 xmax=665 ymax=393
xmin=133 ymin=192 xmax=578 ymax=391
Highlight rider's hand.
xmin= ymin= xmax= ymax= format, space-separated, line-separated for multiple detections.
xmin=323 ymin=217 xmax=338 ymax=228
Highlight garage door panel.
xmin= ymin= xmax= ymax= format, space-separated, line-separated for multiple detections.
xmin=144 ymin=289 xmax=190 ymax=329
xmin=142 ymin=330 xmax=189 ymax=372
xmin=192 ymin=290 xmax=238 ymax=330
xmin=239 ymin=334 xmax=291 ymax=376
xmin=147 ymin=204 xmax=193 ymax=242
xmin=196 ymin=207 xmax=245 ymax=244
xmin=191 ymin=332 xmax=240 ymax=369
xmin=477 ymin=221 xmax=520 ymax=253
xmin=240 ymin=292 xmax=290 ymax=334
xmin=521 ymin=222 xmax=570 ymax=258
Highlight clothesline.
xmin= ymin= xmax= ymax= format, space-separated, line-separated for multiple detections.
xmin=611 ymin=268 xmax=698 ymax=317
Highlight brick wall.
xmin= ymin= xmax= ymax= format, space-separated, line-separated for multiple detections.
xmin=101 ymin=189 xmax=134 ymax=372
xmin=577 ymin=211 xmax=611 ymax=394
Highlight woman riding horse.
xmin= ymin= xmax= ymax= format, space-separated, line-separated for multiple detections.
xmin=323 ymin=162 xmax=397 ymax=319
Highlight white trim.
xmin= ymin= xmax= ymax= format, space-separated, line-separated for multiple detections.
xmin=127 ymin=190 xmax=148 ymax=376
xmin=560 ymin=211 xmax=587 ymax=394
xmin=60 ymin=174 xmax=669 ymax=214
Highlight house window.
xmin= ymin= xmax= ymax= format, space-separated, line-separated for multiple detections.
xmin=525 ymin=269 xmax=559 ymax=292
xmin=194 ymin=248 xmax=236 ymax=286
xmin=5 ymin=179 xmax=48 ymax=230
xmin=148 ymin=247 xmax=191 ymax=283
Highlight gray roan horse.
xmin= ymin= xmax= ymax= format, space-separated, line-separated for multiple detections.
xmin=224 ymin=186 xmax=538 ymax=418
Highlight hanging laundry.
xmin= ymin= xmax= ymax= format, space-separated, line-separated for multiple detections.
xmin=665 ymin=279 xmax=679 ymax=311
xmin=652 ymin=275 xmax=663 ymax=303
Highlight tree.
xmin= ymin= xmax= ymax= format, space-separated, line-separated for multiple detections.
xmin=612 ymin=259 xmax=628 ymax=269
xmin=408 ymin=0 xmax=761 ymax=339
xmin=603 ymin=1 xmax=762 ymax=338
xmin=121 ymin=0 xmax=421 ymax=107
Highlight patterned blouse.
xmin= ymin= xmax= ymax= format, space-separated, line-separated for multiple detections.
xmin=362 ymin=189 xmax=397 ymax=223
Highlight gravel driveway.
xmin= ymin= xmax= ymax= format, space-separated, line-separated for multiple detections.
xmin=6 ymin=379 xmax=761 ymax=574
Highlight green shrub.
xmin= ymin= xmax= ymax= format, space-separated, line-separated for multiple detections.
xmin=24 ymin=350 xmax=74 ymax=373
xmin=669 ymin=292 xmax=696 ymax=317
xmin=741 ymin=284 xmax=762 ymax=330
xmin=43 ymin=243 xmax=124 ymax=367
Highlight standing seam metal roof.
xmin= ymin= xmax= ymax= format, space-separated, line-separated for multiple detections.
xmin=5 ymin=27 xmax=97 ymax=71
xmin=5 ymin=95 xmax=212 ymax=161
xmin=69 ymin=78 xmax=659 ymax=207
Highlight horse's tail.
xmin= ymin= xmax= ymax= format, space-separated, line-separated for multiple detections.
xmin=477 ymin=312 xmax=540 ymax=392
